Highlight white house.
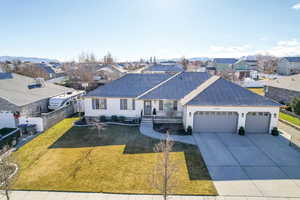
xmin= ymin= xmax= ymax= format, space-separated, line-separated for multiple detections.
xmin=277 ymin=57 xmax=300 ymax=75
xmin=84 ymin=72 xmax=281 ymax=134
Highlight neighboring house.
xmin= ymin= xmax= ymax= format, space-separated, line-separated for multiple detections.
xmin=277 ymin=57 xmax=300 ymax=75
xmin=95 ymin=64 xmax=125 ymax=82
xmin=142 ymin=64 xmax=184 ymax=74
xmin=265 ymin=74 xmax=300 ymax=104
xmin=85 ymin=72 xmax=281 ymax=134
xmin=233 ymin=58 xmax=258 ymax=80
xmin=211 ymin=58 xmax=238 ymax=71
xmin=35 ymin=63 xmax=57 ymax=79
xmin=0 ymin=73 xmax=74 ymax=130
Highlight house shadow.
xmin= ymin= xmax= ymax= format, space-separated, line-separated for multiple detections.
xmin=49 ymin=125 xmax=210 ymax=181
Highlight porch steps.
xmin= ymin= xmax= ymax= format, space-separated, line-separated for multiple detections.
xmin=141 ymin=117 xmax=153 ymax=124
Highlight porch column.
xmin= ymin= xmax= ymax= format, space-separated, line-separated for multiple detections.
xmin=237 ymin=111 xmax=246 ymax=131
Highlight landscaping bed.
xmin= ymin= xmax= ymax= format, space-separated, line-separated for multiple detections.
xmin=280 ymin=112 xmax=300 ymax=127
xmin=153 ymin=123 xmax=187 ymax=135
xmin=11 ymin=117 xmax=216 ymax=195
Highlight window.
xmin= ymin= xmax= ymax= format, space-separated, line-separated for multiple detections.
xmin=132 ymin=99 xmax=135 ymax=110
xmin=159 ymin=100 xmax=163 ymax=111
xmin=173 ymin=101 xmax=178 ymax=111
xmin=120 ymin=99 xmax=128 ymax=110
xmin=92 ymin=98 xmax=106 ymax=110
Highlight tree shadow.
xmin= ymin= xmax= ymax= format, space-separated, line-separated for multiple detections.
xmin=49 ymin=125 xmax=211 ymax=181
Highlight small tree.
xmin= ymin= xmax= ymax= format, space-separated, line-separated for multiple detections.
xmin=291 ymin=98 xmax=300 ymax=115
xmin=0 ymin=156 xmax=15 ymax=200
xmin=150 ymin=133 xmax=179 ymax=200
xmin=94 ymin=123 xmax=104 ymax=138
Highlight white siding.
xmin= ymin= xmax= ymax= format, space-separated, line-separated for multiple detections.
xmin=0 ymin=111 xmax=16 ymax=129
xmin=184 ymin=105 xmax=280 ymax=134
xmin=84 ymin=97 xmax=143 ymax=118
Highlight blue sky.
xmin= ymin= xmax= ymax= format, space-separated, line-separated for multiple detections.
xmin=1 ymin=0 xmax=300 ymax=61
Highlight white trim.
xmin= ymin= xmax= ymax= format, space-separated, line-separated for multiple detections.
xmin=180 ymin=75 xmax=220 ymax=105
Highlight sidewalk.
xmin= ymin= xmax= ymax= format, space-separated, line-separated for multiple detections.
xmin=3 ymin=191 xmax=300 ymax=200
xmin=139 ymin=121 xmax=196 ymax=145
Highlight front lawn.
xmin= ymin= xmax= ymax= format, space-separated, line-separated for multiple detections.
xmin=11 ymin=118 xmax=216 ymax=195
xmin=280 ymin=112 xmax=300 ymax=127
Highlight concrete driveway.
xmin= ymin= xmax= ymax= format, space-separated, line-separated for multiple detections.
xmin=193 ymin=133 xmax=300 ymax=198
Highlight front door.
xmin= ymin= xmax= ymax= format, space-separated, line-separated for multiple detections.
xmin=144 ymin=100 xmax=152 ymax=115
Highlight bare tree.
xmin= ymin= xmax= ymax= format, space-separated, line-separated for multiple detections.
xmin=13 ymin=64 xmax=49 ymax=79
xmin=179 ymin=57 xmax=189 ymax=70
xmin=256 ymin=54 xmax=278 ymax=74
xmin=94 ymin=123 xmax=105 ymax=138
xmin=0 ymin=156 xmax=15 ymax=200
xmin=150 ymin=133 xmax=179 ymax=200
xmin=78 ymin=51 xmax=98 ymax=63
xmin=103 ymin=52 xmax=114 ymax=65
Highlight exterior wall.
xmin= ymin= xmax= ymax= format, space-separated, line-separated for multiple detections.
xmin=277 ymin=59 xmax=300 ymax=75
xmin=0 ymin=111 xmax=16 ymax=129
xmin=84 ymin=98 xmax=183 ymax=118
xmin=150 ymin=99 xmax=183 ymax=117
xmin=265 ymin=86 xmax=300 ymax=104
xmin=0 ymin=97 xmax=19 ymax=113
xmin=85 ymin=97 xmax=143 ymax=118
xmin=184 ymin=105 xmax=280 ymax=134
xmin=19 ymin=98 xmax=49 ymax=117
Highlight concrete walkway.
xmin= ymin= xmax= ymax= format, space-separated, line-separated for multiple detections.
xmin=139 ymin=121 xmax=196 ymax=145
xmin=2 ymin=190 xmax=300 ymax=200
xmin=194 ymin=133 xmax=300 ymax=198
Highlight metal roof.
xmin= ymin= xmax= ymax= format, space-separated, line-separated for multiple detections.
xmin=86 ymin=73 xmax=172 ymax=98
xmin=145 ymin=64 xmax=183 ymax=72
xmin=283 ymin=57 xmax=300 ymax=62
xmin=0 ymin=73 xmax=13 ymax=80
xmin=187 ymin=78 xmax=281 ymax=106
xmin=213 ymin=58 xmax=238 ymax=64
xmin=139 ymin=72 xmax=211 ymax=100
xmin=0 ymin=73 xmax=74 ymax=106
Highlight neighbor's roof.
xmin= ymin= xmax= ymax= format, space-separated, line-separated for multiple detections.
xmin=145 ymin=64 xmax=183 ymax=72
xmin=265 ymin=74 xmax=300 ymax=92
xmin=86 ymin=73 xmax=172 ymax=98
xmin=187 ymin=78 xmax=281 ymax=106
xmin=283 ymin=57 xmax=300 ymax=63
xmin=213 ymin=58 xmax=238 ymax=64
xmin=139 ymin=72 xmax=211 ymax=100
xmin=0 ymin=73 xmax=74 ymax=106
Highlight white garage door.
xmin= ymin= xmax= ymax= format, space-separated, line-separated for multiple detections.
xmin=193 ymin=111 xmax=238 ymax=133
xmin=245 ymin=112 xmax=270 ymax=134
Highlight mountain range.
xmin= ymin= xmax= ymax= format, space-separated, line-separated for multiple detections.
xmin=0 ymin=56 xmax=59 ymax=63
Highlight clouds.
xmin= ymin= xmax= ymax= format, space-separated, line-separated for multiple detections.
xmin=292 ymin=3 xmax=300 ymax=10
xmin=258 ymin=39 xmax=300 ymax=57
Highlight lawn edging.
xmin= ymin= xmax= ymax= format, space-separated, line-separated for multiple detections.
xmin=279 ymin=118 xmax=300 ymax=131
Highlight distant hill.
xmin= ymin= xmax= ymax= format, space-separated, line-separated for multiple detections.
xmin=0 ymin=56 xmax=59 ymax=63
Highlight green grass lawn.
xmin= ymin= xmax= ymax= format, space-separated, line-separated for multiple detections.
xmin=280 ymin=112 xmax=300 ymax=127
xmin=11 ymin=117 xmax=216 ymax=195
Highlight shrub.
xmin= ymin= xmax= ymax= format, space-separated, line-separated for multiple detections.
xmin=238 ymin=127 xmax=245 ymax=136
xmin=187 ymin=126 xmax=192 ymax=135
xmin=111 ymin=115 xmax=118 ymax=122
xmin=99 ymin=115 xmax=106 ymax=122
xmin=291 ymin=98 xmax=300 ymax=115
xmin=119 ymin=116 xmax=125 ymax=122
xmin=271 ymin=127 xmax=279 ymax=136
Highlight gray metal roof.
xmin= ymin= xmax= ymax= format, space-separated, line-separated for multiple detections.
xmin=145 ymin=64 xmax=183 ymax=72
xmin=284 ymin=57 xmax=300 ymax=62
xmin=0 ymin=73 xmax=74 ymax=106
xmin=187 ymin=78 xmax=281 ymax=106
xmin=140 ymin=72 xmax=211 ymax=100
xmin=86 ymin=73 xmax=172 ymax=98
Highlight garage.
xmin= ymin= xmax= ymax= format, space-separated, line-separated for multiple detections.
xmin=193 ymin=111 xmax=238 ymax=133
xmin=245 ymin=112 xmax=270 ymax=134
